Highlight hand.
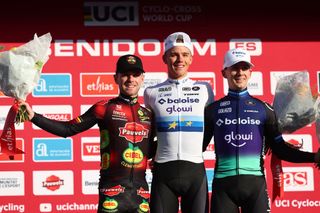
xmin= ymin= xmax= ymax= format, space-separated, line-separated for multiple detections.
xmin=148 ymin=158 xmax=155 ymax=173
xmin=315 ymin=148 xmax=320 ymax=169
xmin=16 ymin=99 xmax=35 ymax=120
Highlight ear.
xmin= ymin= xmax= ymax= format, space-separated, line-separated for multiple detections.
xmin=113 ymin=74 xmax=119 ymax=85
xmin=162 ymin=54 xmax=167 ymax=64
xmin=221 ymin=69 xmax=227 ymax=78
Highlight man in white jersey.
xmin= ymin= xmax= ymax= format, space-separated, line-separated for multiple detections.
xmin=144 ymin=32 xmax=214 ymax=213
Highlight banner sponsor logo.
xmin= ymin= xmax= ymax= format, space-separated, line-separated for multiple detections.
xmin=283 ymin=167 xmax=314 ymax=191
xmin=33 ymin=138 xmax=73 ymax=162
xmin=31 ymin=105 xmax=73 ymax=129
xmin=0 ymin=138 xmax=24 ymax=162
xmin=0 ymin=171 xmax=24 ymax=196
xmin=81 ymin=137 xmax=100 ymax=162
xmin=33 ymin=73 xmax=72 ymax=97
xmin=39 ymin=203 xmax=52 ymax=212
xmin=82 ymin=170 xmax=99 ymax=195
xmin=51 ymin=39 xmax=216 ymax=57
xmin=33 ymin=170 xmax=74 ymax=195
xmin=80 ymin=73 xmax=118 ymax=97
xmin=229 ymin=39 xmax=262 ymax=56
xmin=0 ymin=106 xmax=24 ymax=130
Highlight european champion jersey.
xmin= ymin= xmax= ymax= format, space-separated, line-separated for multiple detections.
xmin=144 ymin=76 xmax=214 ymax=163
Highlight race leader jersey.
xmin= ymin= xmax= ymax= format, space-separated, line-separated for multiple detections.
xmin=31 ymin=95 xmax=155 ymax=182
xmin=144 ymin=76 xmax=214 ymax=163
xmin=203 ymin=89 xmax=315 ymax=178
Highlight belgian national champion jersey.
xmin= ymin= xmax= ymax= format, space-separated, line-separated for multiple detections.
xmin=144 ymin=76 xmax=214 ymax=163
xmin=31 ymin=95 xmax=154 ymax=182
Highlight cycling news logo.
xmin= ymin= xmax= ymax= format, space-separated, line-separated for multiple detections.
xmin=0 ymin=106 xmax=24 ymax=130
xmin=80 ymin=73 xmax=118 ymax=97
xmin=0 ymin=171 xmax=24 ymax=196
xmin=283 ymin=167 xmax=314 ymax=191
xmin=0 ymin=138 xmax=24 ymax=162
xmin=81 ymin=137 xmax=100 ymax=162
xmin=84 ymin=1 xmax=139 ymax=26
xmin=189 ymin=71 xmax=216 ymax=95
xmin=33 ymin=138 xmax=73 ymax=162
xmin=33 ymin=73 xmax=72 ymax=97
xmin=229 ymin=39 xmax=262 ymax=56
xmin=39 ymin=203 xmax=52 ymax=212
xmin=119 ymin=122 xmax=149 ymax=143
xmin=31 ymin=105 xmax=72 ymax=129
xmin=33 ymin=170 xmax=74 ymax=195
xmin=82 ymin=170 xmax=99 ymax=195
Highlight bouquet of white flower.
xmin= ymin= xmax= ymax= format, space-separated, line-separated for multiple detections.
xmin=273 ymin=71 xmax=316 ymax=133
xmin=0 ymin=33 xmax=51 ymax=159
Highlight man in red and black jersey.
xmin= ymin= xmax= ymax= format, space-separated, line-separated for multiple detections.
xmin=19 ymin=54 xmax=155 ymax=213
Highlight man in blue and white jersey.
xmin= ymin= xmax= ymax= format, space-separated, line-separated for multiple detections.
xmin=144 ymin=32 xmax=214 ymax=213
xmin=203 ymin=48 xmax=320 ymax=213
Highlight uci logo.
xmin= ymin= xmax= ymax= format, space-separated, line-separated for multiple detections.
xmin=84 ymin=2 xmax=139 ymax=26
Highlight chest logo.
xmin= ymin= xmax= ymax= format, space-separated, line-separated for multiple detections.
xmin=119 ymin=122 xmax=149 ymax=143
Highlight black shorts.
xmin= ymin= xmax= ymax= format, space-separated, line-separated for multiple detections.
xmin=211 ymin=175 xmax=271 ymax=213
xmin=98 ymin=180 xmax=150 ymax=213
xmin=150 ymin=160 xmax=209 ymax=213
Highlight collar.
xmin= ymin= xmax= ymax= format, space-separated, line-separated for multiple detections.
xmin=167 ymin=76 xmax=189 ymax=84
xmin=228 ymin=88 xmax=250 ymax=98
xmin=118 ymin=93 xmax=138 ymax=105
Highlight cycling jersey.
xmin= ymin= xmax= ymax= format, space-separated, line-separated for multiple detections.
xmin=203 ymin=88 xmax=316 ymax=213
xmin=203 ymin=88 xmax=315 ymax=179
xmin=144 ymin=76 xmax=213 ymax=213
xmin=31 ymin=95 xmax=155 ymax=213
xmin=144 ymin=76 xmax=214 ymax=163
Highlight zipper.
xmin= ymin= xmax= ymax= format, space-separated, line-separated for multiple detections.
xmin=236 ymin=98 xmax=240 ymax=175
xmin=176 ymin=83 xmax=181 ymax=160
xmin=129 ymin=103 xmax=136 ymax=184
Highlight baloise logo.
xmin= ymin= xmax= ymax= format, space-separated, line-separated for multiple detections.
xmin=158 ymin=97 xmax=200 ymax=105
xmin=158 ymin=97 xmax=200 ymax=114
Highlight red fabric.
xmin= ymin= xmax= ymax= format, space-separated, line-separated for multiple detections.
xmin=0 ymin=103 xmax=24 ymax=160
xmin=271 ymin=153 xmax=284 ymax=202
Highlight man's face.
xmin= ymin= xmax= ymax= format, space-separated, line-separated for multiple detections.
xmin=114 ymin=71 xmax=144 ymax=97
xmin=222 ymin=62 xmax=252 ymax=91
xmin=163 ymin=46 xmax=192 ymax=80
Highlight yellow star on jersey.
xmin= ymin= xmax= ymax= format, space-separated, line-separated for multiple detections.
xmin=168 ymin=121 xmax=178 ymax=129
xmin=186 ymin=121 xmax=192 ymax=126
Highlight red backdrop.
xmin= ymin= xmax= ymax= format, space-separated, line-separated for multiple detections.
xmin=0 ymin=1 xmax=319 ymax=212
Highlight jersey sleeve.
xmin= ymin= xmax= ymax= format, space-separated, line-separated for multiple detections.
xmin=31 ymin=104 xmax=102 ymax=138
xmin=203 ymin=103 xmax=214 ymax=152
xmin=264 ymin=102 xmax=315 ymax=163
xmin=205 ymin=83 xmax=214 ymax=106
